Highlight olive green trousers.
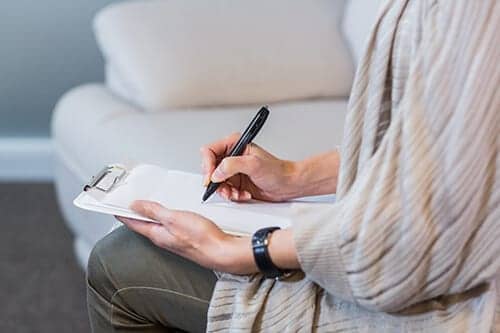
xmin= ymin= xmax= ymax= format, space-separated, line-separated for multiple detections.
xmin=86 ymin=227 xmax=217 ymax=332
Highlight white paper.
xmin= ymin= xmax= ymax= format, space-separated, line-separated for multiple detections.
xmin=75 ymin=165 xmax=306 ymax=235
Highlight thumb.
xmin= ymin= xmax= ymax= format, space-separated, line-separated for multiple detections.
xmin=211 ymin=155 xmax=259 ymax=183
xmin=130 ymin=200 xmax=174 ymax=223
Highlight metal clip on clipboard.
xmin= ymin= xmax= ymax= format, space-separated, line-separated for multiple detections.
xmin=83 ymin=165 xmax=127 ymax=193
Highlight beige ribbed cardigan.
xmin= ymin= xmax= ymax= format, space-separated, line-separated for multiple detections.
xmin=207 ymin=0 xmax=500 ymax=331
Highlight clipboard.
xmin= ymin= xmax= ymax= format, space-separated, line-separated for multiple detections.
xmin=73 ymin=164 xmax=299 ymax=235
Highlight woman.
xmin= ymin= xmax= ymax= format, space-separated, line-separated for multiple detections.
xmin=87 ymin=0 xmax=499 ymax=332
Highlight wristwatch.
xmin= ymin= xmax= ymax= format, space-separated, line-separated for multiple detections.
xmin=252 ymin=227 xmax=288 ymax=279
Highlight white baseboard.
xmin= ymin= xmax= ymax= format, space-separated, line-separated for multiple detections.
xmin=0 ymin=138 xmax=54 ymax=182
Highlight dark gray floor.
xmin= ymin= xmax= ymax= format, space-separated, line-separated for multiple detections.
xmin=0 ymin=183 xmax=90 ymax=333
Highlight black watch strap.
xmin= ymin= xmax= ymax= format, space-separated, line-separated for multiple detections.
xmin=252 ymin=227 xmax=284 ymax=279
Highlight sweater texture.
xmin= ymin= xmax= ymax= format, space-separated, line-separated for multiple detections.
xmin=207 ymin=0 xmax=500 ymax=331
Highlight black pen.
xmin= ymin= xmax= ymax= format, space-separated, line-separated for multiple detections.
xmin=202 ymin=106 xmax=270 ymax=202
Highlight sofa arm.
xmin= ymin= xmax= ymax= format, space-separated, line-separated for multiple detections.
xmin=94 ymin=0 xmax=354 ymax=111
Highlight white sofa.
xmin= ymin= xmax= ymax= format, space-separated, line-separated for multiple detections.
xmin=52 ymin=0 xmax=381 ymax=268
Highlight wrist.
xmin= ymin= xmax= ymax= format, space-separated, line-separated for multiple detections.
xmin=267 ymin=229 xmax=300 ymax=270
xmin=292 ymin=150 xmax=340 ymax=197
xmin=216 ymin=235 xmax=257 ymax=274
xmin=280 ymin=160 xmax=307 ymax=200
xmin=215 ymin=229 xmax=300 ymax=275
xmin=288 ymin=159 xmax=313 ymax=197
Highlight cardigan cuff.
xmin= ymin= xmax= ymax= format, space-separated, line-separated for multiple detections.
xmin=291 ymin=203 xmax=355 ymax=303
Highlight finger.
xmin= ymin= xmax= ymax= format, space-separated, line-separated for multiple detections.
xmin=216 ymin=184 xmax=232 ymax=201
xmin=200 ymin=147 xmax=216 ymax=186
xmin=149 ymin=227 xmax=177 ymax=250
xmin=222 ymin=186 xmax=232 ymax=201
xmin=200 ymin=133 xmax=241 ymax=178
xmin=228 ymin=187 xmax=254 ymax=202
xmin=201 ymin=132 xmax=241 ymax=160
xmin=118 ymin=216 xmax=160 ymax=240
xmin=202 ymin=173 xmax=212 ymax=187
xmin=120 ymin=216 xmax=177 ymax=249
xmin=211 ymin=155 xmax=259 ymax=183
xmin=230 ymin=187 xmax=240 ymax=201
xmin=130 ymin=200 xmax=175 ymax=223
xmin=242 ymin=190 xmax=252 ymax=201
xmin=233 ymin=190 xmax=252 ymax=202
xmin=216 ymin=182 xmax=251 ymax=202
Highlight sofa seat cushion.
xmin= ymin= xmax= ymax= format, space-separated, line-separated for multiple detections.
xmin=52 ymin=84 xmax=348 ymax=181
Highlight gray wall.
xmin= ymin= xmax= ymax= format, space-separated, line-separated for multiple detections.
xmin=0 ymin=0 xmax=120 ymax=137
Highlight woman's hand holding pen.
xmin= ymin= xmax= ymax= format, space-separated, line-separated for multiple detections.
xmin=200 ymin=132 xmax=341 ymax=202
xmin=200 ymin=132 xmax=301 ymax=202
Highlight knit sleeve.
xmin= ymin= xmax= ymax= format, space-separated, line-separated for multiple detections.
xmin=292 ymin=0 xmax=500 ymax=313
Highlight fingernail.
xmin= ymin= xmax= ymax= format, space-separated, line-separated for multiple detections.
xmin=203 ymin=175 xmax=210 ymax=187
xmin=222 ymin=187 xmax=230 ymax=200
xmin=231 ymin=188 xmax=239 ymax=200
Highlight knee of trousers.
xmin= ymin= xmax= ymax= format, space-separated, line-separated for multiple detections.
xmin=87 ymin=229 xmax=119 ymax=300
xmin=87 ymin=226 xmax=151 ymax=300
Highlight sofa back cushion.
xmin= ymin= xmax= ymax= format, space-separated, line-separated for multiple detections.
xmin=342 ymin=0 xmax=384 ymax=66
xmin=94 ymin=0 xmax=354 ymax=111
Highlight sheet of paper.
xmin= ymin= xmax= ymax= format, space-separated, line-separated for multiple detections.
xmin=79 ymin=165 xmax=298 ymax=235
